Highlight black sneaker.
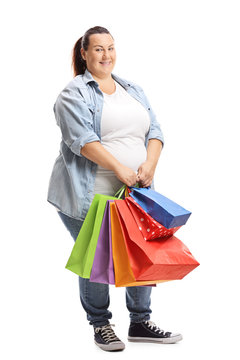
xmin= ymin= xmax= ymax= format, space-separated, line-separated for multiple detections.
xmin=128 ymin=320 xmax=183 ymax=344
xmin=94 ymin=324 xmax=125 ymax=351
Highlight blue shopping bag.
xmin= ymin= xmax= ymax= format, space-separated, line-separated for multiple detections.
xmin=129 ymin=187 xmax=191 ymax=229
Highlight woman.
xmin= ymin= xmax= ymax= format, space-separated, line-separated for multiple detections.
xmin=47 ymin=26 xmax=182 ymax=352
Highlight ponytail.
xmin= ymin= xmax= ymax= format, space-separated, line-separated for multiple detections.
xmin=71 ymin=36 xmax=87 ymax=76
xmin=71 ymin=26 xmax=114 ymax=77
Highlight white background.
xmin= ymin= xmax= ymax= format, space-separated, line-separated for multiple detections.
xmin=1 ymin=0 xmax=240 ymax=358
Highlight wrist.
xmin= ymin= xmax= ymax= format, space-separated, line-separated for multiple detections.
xmin=111 ymin=159 xmax=123 ymax=173
xmin=145 ymin=158 xmax=157 ymax=171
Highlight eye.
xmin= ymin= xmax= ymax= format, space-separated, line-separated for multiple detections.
xmin=96 ymin=48 xmax=103 ymax=52
xmin=109 ymin=47 xmax=114 ymax=51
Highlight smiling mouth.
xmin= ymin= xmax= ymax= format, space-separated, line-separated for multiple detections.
xmin=99 ymin=61 xmax=111 ymax=65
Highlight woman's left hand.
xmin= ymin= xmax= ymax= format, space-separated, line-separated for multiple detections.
xmin=137 ymin=161 xmax=155 ymax=187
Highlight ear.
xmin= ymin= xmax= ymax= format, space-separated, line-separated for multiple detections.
xmin=80 ymin=47 xmax=86 ymax=60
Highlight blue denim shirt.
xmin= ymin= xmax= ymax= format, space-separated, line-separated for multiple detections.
xmin=47 ymin=69 xmax=164 ymax=220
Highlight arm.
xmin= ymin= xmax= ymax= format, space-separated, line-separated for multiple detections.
xmin=54 ymin=87 xmax=100 ymax=157
xmin=135 ymin=85 xmax=164 ymax=187
xmin=81 ymin=141 xmax=138 ymax=187
xmin=55 ymin=86 xmax=137 ymax=186
xmin=137 ymin=139 xmax=163 ymax=187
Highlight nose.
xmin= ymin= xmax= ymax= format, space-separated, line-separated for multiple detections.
xmin=102 ymin=50 xmax=111 ymax=59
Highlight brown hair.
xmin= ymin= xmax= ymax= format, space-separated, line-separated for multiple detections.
xmin=71 ymin=26 xmax=114 ymax=77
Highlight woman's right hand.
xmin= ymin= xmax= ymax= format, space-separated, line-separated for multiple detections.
xmin=114 ymin=164 xmax=138 ymax=187
xmin=81 ymin=142 xmax=138 ymax=186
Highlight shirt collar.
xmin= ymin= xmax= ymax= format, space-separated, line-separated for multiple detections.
xmin=82 ymin=68 xmax=132 ymax=90
xmin=82 ymin=68 xmax=98 ymax=85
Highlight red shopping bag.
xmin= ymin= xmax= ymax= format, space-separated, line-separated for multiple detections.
xmin=125 ymin=196 xmax=181 ymax=240
xmin=110 ymin=202 xmax=166 ymax=287
xmin=114 ymin=199 xmax=199 ymax=281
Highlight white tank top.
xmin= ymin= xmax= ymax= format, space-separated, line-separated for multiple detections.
xmin=93 ymin=80 xmax=150 ymax=196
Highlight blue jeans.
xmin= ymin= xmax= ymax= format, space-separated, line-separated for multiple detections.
xmin=58 ymin=211 xmax=152 ymax=327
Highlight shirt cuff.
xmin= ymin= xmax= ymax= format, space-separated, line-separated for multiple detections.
xmin=70 ymin=132 xmax=100 ymax=157
xmin=148 ymin=132 xmax=164 ymax=147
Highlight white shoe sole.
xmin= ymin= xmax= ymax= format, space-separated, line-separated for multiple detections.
xmin=128 ymin=334 xmax=183 ymax=344
xmin=94 ymin=340 xmax=125 ymax=351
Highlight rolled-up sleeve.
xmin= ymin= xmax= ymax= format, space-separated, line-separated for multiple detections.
xmin=147 ymin=107 xmax=164 ymax=147
xmin=138 ymin=86 xmax=164 ymax=147
xmin=54 ymin=87 xmax=100 ymax=157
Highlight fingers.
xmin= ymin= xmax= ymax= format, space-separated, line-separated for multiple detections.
xmin=137 ymin=172 xmax=149 ymax=185
xmin=115 ymin=164 xmax=152 ymax=187
xmin=137 ymin=161 xmax=155 ymax=186
xmin=116 ymin=167 xmax=138 ymax=187
xmin=128 ymin=173 xmax=138 ymax=187
xmin=137 ymin=167 xmax=154 ymax=187
xmin=137 ymin=173 xmax=152 ymax=187
xmin=140 ymin=180 xmax=152 ymax=188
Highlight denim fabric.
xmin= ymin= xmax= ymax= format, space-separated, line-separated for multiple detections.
xmin=58 ymin=210 xmax=152 ymax=327
xmin=47 ymin=69 xmax=164 ymax=221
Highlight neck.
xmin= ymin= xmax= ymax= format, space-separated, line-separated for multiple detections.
xmin=91 ymin=73 xmax=113 ymax=84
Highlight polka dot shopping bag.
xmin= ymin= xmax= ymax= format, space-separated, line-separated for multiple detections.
xmin=125 ymin=196 xmax=181 ymax=240
xmin=129 ymin=187 xmax=191 ymax=229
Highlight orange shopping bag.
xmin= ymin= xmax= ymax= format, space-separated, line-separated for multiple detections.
xmin=110 ymin=202 xmax=166 ymax=287
xmin=114 ymin=200 xmax=200 ymax=281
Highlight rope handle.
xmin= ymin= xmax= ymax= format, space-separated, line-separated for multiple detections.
xmin=114 ymin=185 xmax=127 ymax=199
xmin=114 ymin=183 xmax=141 ymax=199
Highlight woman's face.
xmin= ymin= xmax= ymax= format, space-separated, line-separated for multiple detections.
xmin=81 ymin=33 xmax=116 ymax=79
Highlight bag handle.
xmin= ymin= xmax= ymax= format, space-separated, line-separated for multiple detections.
xmin=128 ymin=184 xmax=150 ymax=191
xmin=127 ymin=183 xmax=143 ymax=191
xmin=114 ymin=185 xmax=127 ymax=199
xmin=114 ymin=183 xmax=142 ymax=199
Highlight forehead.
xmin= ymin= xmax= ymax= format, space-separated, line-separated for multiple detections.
xmin=88 ymin=33 xmax=114 ymax=47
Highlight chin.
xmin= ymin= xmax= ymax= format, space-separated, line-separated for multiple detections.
xmin=99 ymin=68 xmax=114 ymax=75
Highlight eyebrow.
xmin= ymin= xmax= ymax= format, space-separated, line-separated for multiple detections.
xmin=93 ymin=44 xmax=114 ymax=48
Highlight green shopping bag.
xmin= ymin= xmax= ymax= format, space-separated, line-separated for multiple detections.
xmin=65 ymin=186 xmax=126 ymax=278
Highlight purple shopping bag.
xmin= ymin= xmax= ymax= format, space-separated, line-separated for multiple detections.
xmin=90 ymin=201 xmax=115 ymax=284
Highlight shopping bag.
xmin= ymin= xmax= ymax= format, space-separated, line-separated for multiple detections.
xmin=124 ymin=186 xmax=131 ymax=198
xmin=129 ymin=187 xmax=191 ymax=229
xmin=115 ymin=199 xmax=199 ymax=281
xmin=125 ymin=196 xmax=181 ymax=240
xmin=65 ymin=194 xmax=116 ymax=278
xmin=89 ymin=201 xmax=115 ymax=284
xmin=110 ymin=202 xmax=166 ymax=287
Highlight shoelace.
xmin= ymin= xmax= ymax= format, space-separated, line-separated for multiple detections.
xmin=144 ymin=320 xmax=170 ymax=336
xmin=95 ymin=324 xmax=121 ymax=343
